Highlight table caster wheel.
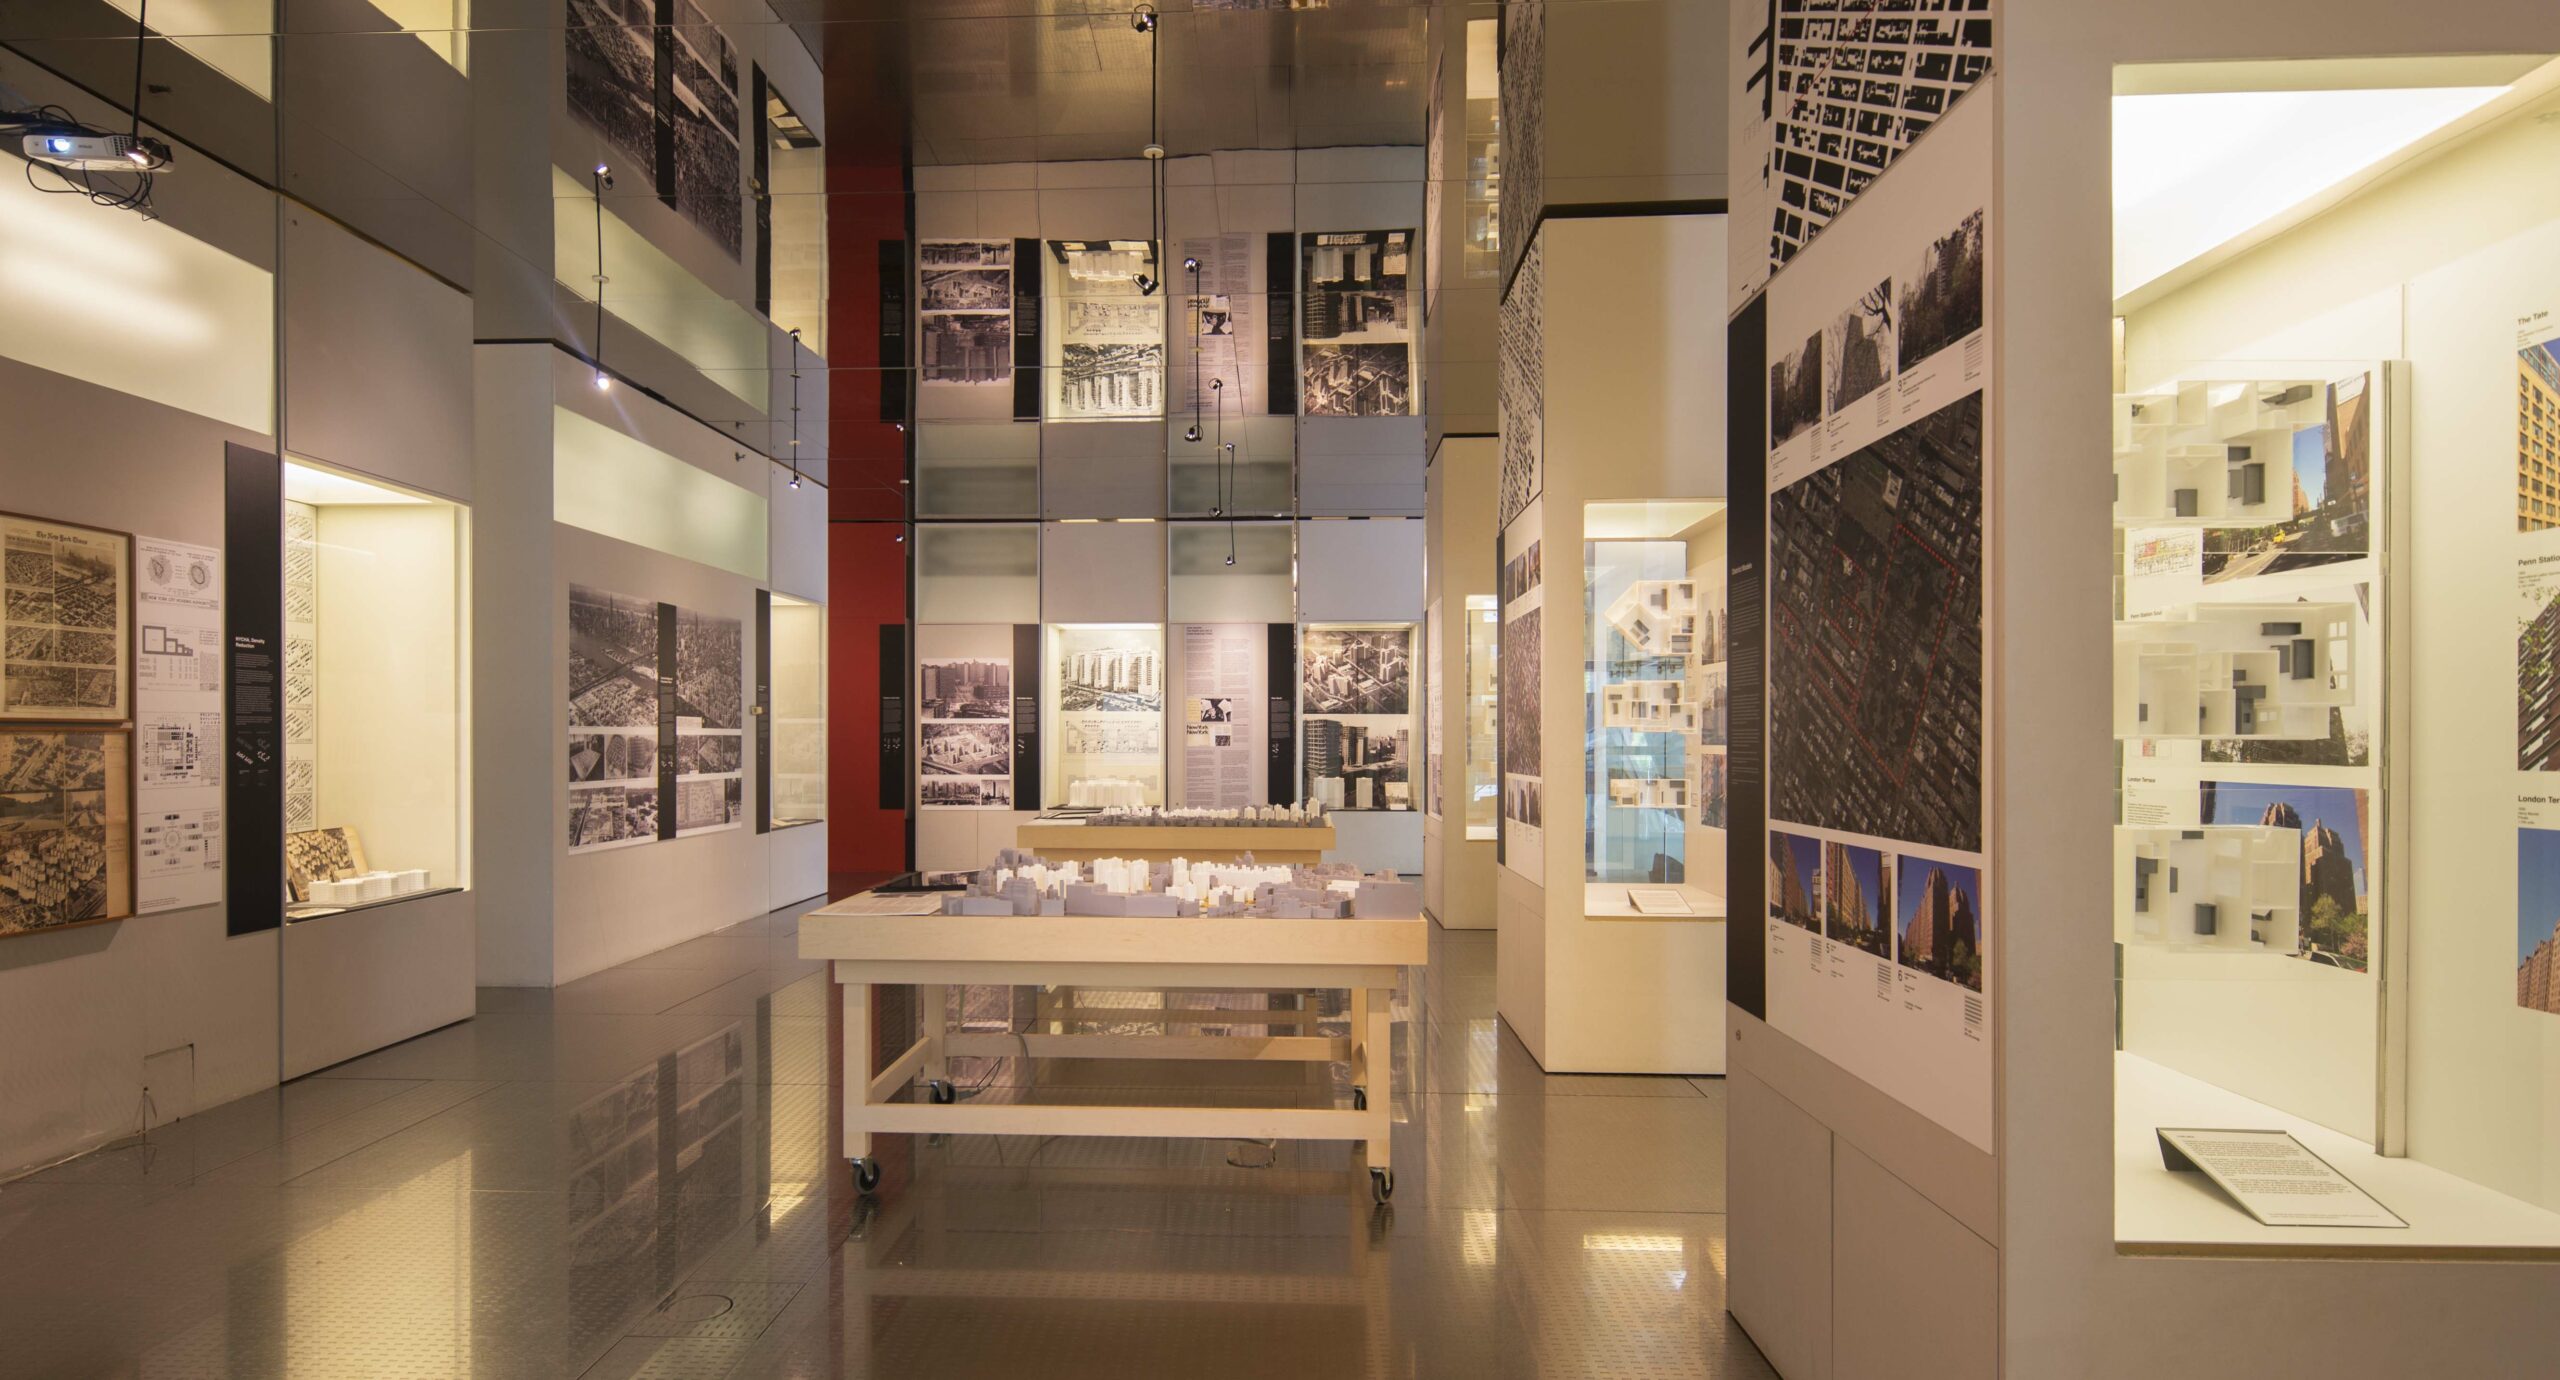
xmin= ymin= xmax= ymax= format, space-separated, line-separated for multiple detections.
xmin=1352 ymin=1087 xmax=1368 ymax=1112
xmin=1369 ymin=1167 xmax=1395 ymax=1203
xmin=852 ymin=1157 xmax=881 ymax=1194
xmin=927 ymin=1078 xmax=956 ymax=1105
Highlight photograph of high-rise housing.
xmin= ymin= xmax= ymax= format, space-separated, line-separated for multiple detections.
xmin=1769 ymin=830 xmax=1823 ymax=935
xmin=1770 ymin=331 xmax=1823 ymax=448
xmin=1895 ymin=209 xmax=1984 ymax=370
xmin=1826 ymin=280 xmax=1895 ymax=413
xmin=2201 ymin=779 xmax=2370 ymax=971
xmin=920 ymin=659 xmax=1010 ymax=721
xmin=920 ymin=722 xmax=1010 ymax=777
xmin=2523 ymin=576 xmax=2560 ymax=770
xmin=2520 ymin=333 xmax=2560 ymax=531
xmin=1304 ymin=720 xmax=1410 ymax=810
xmin=1895 ymin=856 xmax=1984 ymax=992
xmin=1302 ymin=627 xmax=1413 ymax=716
xmin=1825 ymin=840 xmax=1893 ymax=958
xmin=2203 ymin=374 xmax=2372 ymax=583
xmin=1769 ymin=389 xmax=1985 ymax=853
xmin=1057 ymin=636 xmax=1162 ymax=714
xmin=2517 ymin=826 xmax=2560 ymax=1015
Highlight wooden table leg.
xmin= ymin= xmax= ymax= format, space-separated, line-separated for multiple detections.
xmin=1360 ymin=985 xmax=1393 ymax=1170
xmin=919 ymin=983 xmax=949 ymax=1092
xmin=841 ymin=970 xmax=874 ymax=1166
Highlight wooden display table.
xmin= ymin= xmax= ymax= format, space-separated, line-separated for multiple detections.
xmin=1014 ymin=816 xmax=1335 ymax=865
xmin=799 ymin=898 xmax=1425 ymax=1202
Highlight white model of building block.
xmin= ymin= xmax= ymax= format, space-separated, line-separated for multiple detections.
xmin=2115 ymin=825 xmax=2301 ymax=955
xmin=1606 ymin=777 xmax=1690 ymax=810
xmin=1601 ymin=580 xmax=1698 ymax=658
xmin=2114 ymin=602 xmax=2354 ymax=740
xmin=2112 ymin=379 xmax=2325 ymax=527
xmin=1066 ymin=776 xmax=1151 ymax=808
xmin=1601 ymin=680 xmax=1697 ymax=733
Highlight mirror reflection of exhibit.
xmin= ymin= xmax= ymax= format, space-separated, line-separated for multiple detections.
xmin=2113 ymin=379 xmax=2332 ymax=526
xmin=2113 ymin=602 xmax=2355 ymax=740
xmin=1047 ymin=240 xmax=1165 ymax=422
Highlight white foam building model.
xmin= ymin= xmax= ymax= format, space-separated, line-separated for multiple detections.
xmin=937 ymin=849 xmax=1419 ymax=920
xmin=1602 ymin=580 xmax=1698 ymax=658
xmin=1601 ymin=680 xmax=1696 ymax=733
xmin=1087 ymin=801 xmax=1328 ymax=828
xmin=2112 ymin=378 xmax=2325 ymax=526
xmin=2114 ymin=826 xmax=2300 ymax=955
xmin=1065 ymin=776 xmax=1152 ymax=808
xmin=307 ymin=869 xmax=432 ymax=907
xmin=1606 ymin=776 xmax=1690 ymax=810
xmin=2113 ymin=602 xmax=2354 ymax=740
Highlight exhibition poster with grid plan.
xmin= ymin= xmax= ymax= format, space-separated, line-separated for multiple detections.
xmin=1760 ymin=79 xmax=1993 ymax=1153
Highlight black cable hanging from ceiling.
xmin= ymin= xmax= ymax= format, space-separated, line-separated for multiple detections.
xmin=591 ymin=161 xmax=614 ymax=390
xmin=787 ymin=327 xmax=804 ymax=490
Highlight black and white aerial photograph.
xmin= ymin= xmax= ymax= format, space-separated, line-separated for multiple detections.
xmin=3 ymin=515 xmax=128 ymax=722
xmin=676 ymin=731 xmax=743 ymax=775
xmin=1497 ymin=238 xmax=1543 ymax=527
xmin=1768 ymin=389 xmax=1985 ymax=853
xmin=922 ymin=269 xmax=1012 ymax=313
xmin=922 ymin=777 xmax=1012 ymax=808
xmin=675 ymin=777 xmax=743 ymax=833
xmin=1826 ymin=280 xmax=1896 ymax=413
xmin=920 ymin=722 xmax=1011 ymax=776
xmin=568 ymin=784 xmax=660 ymax=850
xmin=669 ymin=0 xmax=741 ymax=258
xmin=564 ymin=0 xmax=655 ymax=177
xmin=1769 ymin=331 xmax=1823 ymax=448
xmin=1300 ymin=229 xmax=1411 ymax=343
xmin=674 ymin=606 xmax=742 ymax=730
xmin=568 ymin=584 xmax=658 ymax=729
xmin=1301 ymin=628 xmax=1413 ymax=716
xmin=568 ymin=733 xmax=606 ymax=783
xmin=1303 ymin=343 xmax=1411 ymax=418
xmin=1500 ymin=606 xmax=1542 ymax=779
xmin=1896 ymin=209 xmax=1985 ymax=371
xmin=0 ymin=729 xmax=121 ymax=935
xmin=921 ymin=240 xmax=1011 ymax=269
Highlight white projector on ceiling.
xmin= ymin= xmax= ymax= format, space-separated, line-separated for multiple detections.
xmin=23 ymin=130 xmax=170 ymax=172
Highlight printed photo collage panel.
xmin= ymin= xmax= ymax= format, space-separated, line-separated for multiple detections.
xmin=567 ymin=584 xmax=746 ymax=853
xmin=2 ymin=511 xmax=136 ymax=938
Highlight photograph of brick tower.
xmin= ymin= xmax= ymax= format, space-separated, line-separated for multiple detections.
xmin=2201 ymin=780 xmax=2370 ymax=971
xmin=1769 ymin=831 xmax=1823 ymax=936
xmin=2521 ymin=575 xmax=2560 ymax=770
xmin=1895 ymin=856 xmax=1984 ymax=991
xmin=2517 ymin=827 xmax=2560 ymax=1016
xmin=2521 ymin=333 xmax=2560 ymax=531
xmin=2203 ymin=374 xmax=2373 ymax=582
xmin=1825 ymin=840 xmax=1893 ymax=958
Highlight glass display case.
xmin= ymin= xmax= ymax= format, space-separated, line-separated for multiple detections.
xmin=1301 ymin=622 xmax=1418 ymax=810
xmin=768 ymin=592 xmax=825 ymax=828
xmin=281 ymin=459 xmax=467 ymax=920
xmin=1464 ymin=593 xmax=1500 ymax=839
xmin=1579 ymin=501 xmax=1726 ymax=910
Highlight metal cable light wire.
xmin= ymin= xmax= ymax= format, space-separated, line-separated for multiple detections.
xmin=590 ymin=162 xmax=612 ymax=390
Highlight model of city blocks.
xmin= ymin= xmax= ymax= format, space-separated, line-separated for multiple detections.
xmin=937 ymin=850 xmax=1420 ymax=919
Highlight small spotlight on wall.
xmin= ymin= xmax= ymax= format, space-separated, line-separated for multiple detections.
xmin=789 ymin=473 xmax=801 ymax=489
xmin=1133 ymin=273 xmax=1157 ymax=296
xmin=593 ymin=370 xmax=611 ymax=392
xmin=1131 ymin=4 xmax=1157 ymax=33
xmin=1224 ymin=555 xmax=1235 ymax=566
xmin=1184 ymin=425 xmax=1201 ymax=443
xmin=1183 ymin=256 xmax=1200 ymax=272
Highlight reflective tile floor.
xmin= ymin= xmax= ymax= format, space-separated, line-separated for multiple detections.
xmin=0 ymin=898 xmax=1777 ymax=1379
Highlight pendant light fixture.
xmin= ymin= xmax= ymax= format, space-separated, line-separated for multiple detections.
xmin=590 ymin=162 xmax=613 ymax=390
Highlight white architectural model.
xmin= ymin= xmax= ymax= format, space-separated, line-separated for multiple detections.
xmin=1601 ymin=580 xmax=1698 ymax=658
xmin=1601 ymin=679 xmax=1697 ymax=732
xmin=2114 ymin=602 xmax=2354 ymax=740
xmin=937 ymin=848 xmax=1420 ymax=920
xmin=1606 ymin=776 xmax=1689 ymax=810
xmin=1065 ymin=776 xmax=1152 ymax=808
xmin=2115 ymin=826 xmax=2301 ymax=955
xmin=2112 ymin=378 xmax=2324 ymax=526
xmin=1086 ymin=802 xmax=1328 ymax=827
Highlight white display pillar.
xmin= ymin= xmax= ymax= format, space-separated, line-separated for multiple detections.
xmin=1494 ymin=213 xmax=1731 ymax=1074
xmin=1424 ymin=437 xmax=1498 ymax=927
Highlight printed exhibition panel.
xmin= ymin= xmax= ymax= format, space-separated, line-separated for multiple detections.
xmin=1176 ymin=623 xmax=1264 ymax=810
xmin=1499 ymin=499 xmax=1546 ymax=884
xmin=1758 ymin=83 xmax=1992 ymax=1152
xmin=1047 ymin=623 xmax=1166 ymax=807
xmin=1301 ymin=622 xmax=1417 ymax=811
xmin=918 ymin=240 xmax=1016 ymax=391
xmin=1497 ymin=235 xmax=1544 ymax=533
xmin=1176 ymin=233 xmax=1267 ymax=419
xmin=566 ymin=583 xmax=745 ymax=853
xmin=1726 ymin=0 xmax=1995 ymax=312
xmin=133 ymin=537 xmax=222 ymax=914
xmin=916 ymin=625 xmax=1014 ymax=811
xmin=1300 ymin=230 xmax=1416 ymax=418
xmin=1046 ymin=241 xmax=1165 ymax=421
xmin=565 ymin=0 xmax=745 ymax=259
